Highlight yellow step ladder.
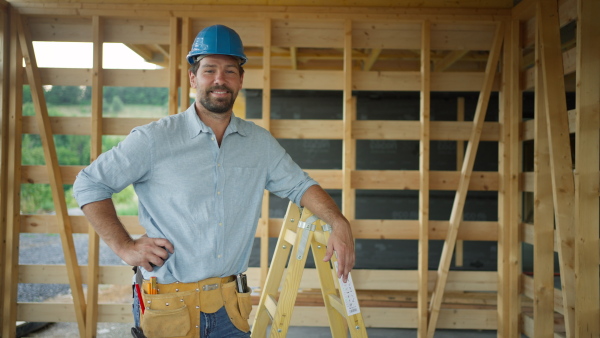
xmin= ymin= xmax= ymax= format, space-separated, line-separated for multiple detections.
xmin=251 ymin=202 xmax=368 ymax=338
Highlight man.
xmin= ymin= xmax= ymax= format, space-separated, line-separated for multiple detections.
xmin=73 ymin=24 xmax=354 ymax=338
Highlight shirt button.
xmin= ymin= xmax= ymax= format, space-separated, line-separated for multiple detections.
xmin=219 ymin=222 xmax=223 ymax=226
xmin=218 ymin=255 xmax=222 ymax=258
xmin=217 ymin=191 xmax=221 ymax=195
xmin=211 ymin=137 xmax=215 ymax=141
xmin=217 ymin=163 xmax=221 ymax=167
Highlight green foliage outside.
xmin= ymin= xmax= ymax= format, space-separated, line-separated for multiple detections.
xmin=21 ymin=85 xmax=168 ymax=216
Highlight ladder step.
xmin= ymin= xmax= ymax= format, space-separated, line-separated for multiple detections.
xmin=328 ymin=294 xmax=347 ymax=316
xmin=265 ymin=294 xmax=278 ymax=320
xmin=283 ymin=229 xmax=297 ymax=245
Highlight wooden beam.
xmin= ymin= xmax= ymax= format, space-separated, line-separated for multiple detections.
xmin=259 ymin=18 xmax=272 ymax=289
xmin=168 ymin=17 xmax=180 ymax=115
xmin=417 ymin=19 xmax=431 ymax=338
xmin=14 ymin=302 xmax=498 ymax=330
xmin=18 ymin=265 xmax=498 ymax=292
xmin=574 ymin=0 xmax=600 ymax=336
xmin=427 ymin=22 xmax=504 ymax=337
xmin=155 ymin=44 xmax=169 ymax=59
xmin=23 ymin=67 xmax=500 ymax=92
xmin=2 ymin=8 xmax=22 ymax=338
xmin=125 ymin=43 xmax=154 ymax=61
xmin=86 ymin=15 xmax=103 ymax=338
xmin=533 ymin=28 xmax=555 ymax=336
xmin=363 ymin=48 xmax=381 ymax=71
xmin=16 ymin=14 xmax=87 ymax=337
xmin=434 ymin=50 xmax=469 ymax=72
xmin=537 ymin=2 xmax=576 ymax=335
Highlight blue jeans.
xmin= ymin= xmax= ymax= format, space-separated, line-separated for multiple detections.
xmin=132 ymin=289 xmax=250 ymax=337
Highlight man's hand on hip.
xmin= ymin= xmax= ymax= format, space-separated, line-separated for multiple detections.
xmin=118 ymin=237 xmax=174 ymax=272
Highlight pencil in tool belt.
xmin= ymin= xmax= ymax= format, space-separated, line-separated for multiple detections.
xmin=150 ymin=277 xmax=158 ymax=294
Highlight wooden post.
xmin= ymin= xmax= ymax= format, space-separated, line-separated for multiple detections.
xmin=505 ymin=19 xmax=522 ymax=338
xmin=455 ymin=97 xmax=465 ymax=267
xmin=574 ymin=0 xmax=600 ymax=336
xmin=179 ymin=17 xmax=191 ymax=113
xmin=0 ymin=5 xmax=12 ymax=336
xmin=427 ymin=22 xmax=504 ymax=338
xmin=168 ymin=17 xmax=181 ymax=115
xmin=259 ymin=18 xmax=272 ymax=288
xmin=417 ymin=19 xmax=431 ymax=338
xmin=533 ymin=24 xmax=555 ymax=336
xmin=342 ymin=19 xmax=355 ymax=228
xmin=498 ymin=18 xmax=523 ymax=337
xmin=86 ymin=15 xmax=103 ymax=338
xmin=2 ymin=9 xmax=21 ymax=337
xmin=17 ymin=14 xmax=87 ymax=337
xmin=537 ymin=2 xmax=576 ymax=335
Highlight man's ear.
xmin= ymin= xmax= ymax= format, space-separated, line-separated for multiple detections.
xmin=189 ymin=70 xmax=197 ymax=88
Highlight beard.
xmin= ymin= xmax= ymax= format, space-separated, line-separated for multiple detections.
xmin=198 ymin=85 xmax=237 ymax=114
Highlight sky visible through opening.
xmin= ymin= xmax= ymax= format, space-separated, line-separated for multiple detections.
xmin=33 ymin=41 xmax=160 ymax=69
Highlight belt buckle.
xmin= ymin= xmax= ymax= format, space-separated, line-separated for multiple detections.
xmin=202 ymin=283 xmax=219 ymax=291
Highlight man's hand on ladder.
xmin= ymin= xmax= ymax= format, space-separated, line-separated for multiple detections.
xmin=323 ymin=220 xmax=355 ymax=283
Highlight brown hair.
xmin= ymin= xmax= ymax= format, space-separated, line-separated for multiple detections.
xmin=188 ymin=55 xmax=245 ymax=76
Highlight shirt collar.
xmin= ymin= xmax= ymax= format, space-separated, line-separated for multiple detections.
xmin=184 ymin=104 xmax=248 ymax=139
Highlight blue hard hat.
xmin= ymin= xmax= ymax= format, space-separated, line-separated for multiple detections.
xmin=186 ymin=24 xmax=247 ymax=66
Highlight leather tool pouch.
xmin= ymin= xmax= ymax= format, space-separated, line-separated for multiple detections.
xmin=139 ymin=276 xmax=251 ymax=337
xmin=140 ymin=290 xmax=195 ymax=338
xmin=221 ymin=281 xmax=253 ymax=333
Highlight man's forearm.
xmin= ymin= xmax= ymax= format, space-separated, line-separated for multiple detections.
xmin=300 ymin=185 xmax=355 ymax=281
xmin=81 ymin=198 xmax=133 ymax=256
xmin=299 ymin=185 xmax=349 ymax=229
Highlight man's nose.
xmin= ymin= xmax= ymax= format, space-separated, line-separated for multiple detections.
xmin=213 ymin=70 xmax=226 ymax=84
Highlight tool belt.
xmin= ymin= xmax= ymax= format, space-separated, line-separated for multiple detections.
xmin=139 ymin=276 xmax=252 ymax=338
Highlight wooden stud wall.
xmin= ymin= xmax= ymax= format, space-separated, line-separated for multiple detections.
xmin=0 ymin=0 xmax=598 ymax=337
xmin=515 ymin=0 xmax=599 ymax=337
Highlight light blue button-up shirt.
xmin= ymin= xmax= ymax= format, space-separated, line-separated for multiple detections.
xmin=73 ymin=105 xmax=318 ymax=283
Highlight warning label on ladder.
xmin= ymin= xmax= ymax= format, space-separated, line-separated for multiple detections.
xmin=335 ymin=262 xmax=361 ymax=316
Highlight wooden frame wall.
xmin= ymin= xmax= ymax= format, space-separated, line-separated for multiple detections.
xmin=1 ymin=1 xmax=597 ymax=337
xmin=515 ymin=0 xmax=599 ymax=336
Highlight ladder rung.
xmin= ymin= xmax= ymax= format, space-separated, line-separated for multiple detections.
xmin=327 ymin=294 xmax=347 ymax=316
xmin=283 ymin=229 xmax=296 ymax=245
xmin=265 ymin=294 xmax=278 ymax=320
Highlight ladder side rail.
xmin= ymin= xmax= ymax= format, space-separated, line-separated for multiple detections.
xmin=269 ymin=218 xmax=315 ymax=337
xmin=252 ymin=203 xmax=301 ymax=337
xmin=311 ymin=227 xmax=348 ymax=338
xmin=321 ymin=226 xmax=368 ymax=338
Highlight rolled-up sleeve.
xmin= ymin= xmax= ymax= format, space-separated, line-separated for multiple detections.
xmin=265 ymin=134 xmax=318 ymax=206
xmin=73 ymin=128 xmax=153 ymax=208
